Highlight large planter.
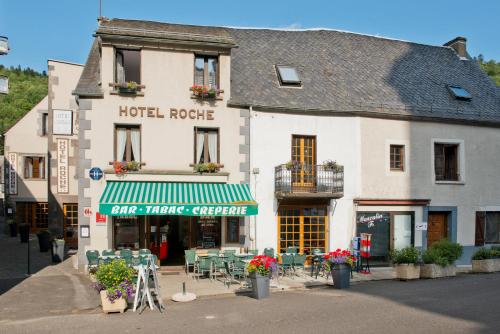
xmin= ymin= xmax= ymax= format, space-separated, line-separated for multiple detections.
xmin=52 ymin=239 xmax=65 ymax=263
xmin=19 ymin=224 xmax=30 ymax=243
xmin=249 ymin=272 xmax=270 ymax=299
xmin=420 ymin=264 xmax=456 ymax=278
xmin=472 ymin=259 xmax=500 ymax=273
xmin=332 ymin=263 xmax=351 ymax=289
xmin=395 ymin=264 xmax=420 ymax=280
xmin=8 ymin=223 xmax=17 ymax=237
xmin=100 ymin=290 xmax=127 ymax=314
xmin=37 ymin=231 xmax=51 ymax=252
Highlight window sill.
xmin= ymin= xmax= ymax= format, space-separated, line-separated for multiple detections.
xmin=190 ymin=95 xmax=223 ymax=101
xmin=435 ymin=180 xmax=465 ymax=185
xmin=23 ymin=178 xmax=47 ymax=181
xmin=103 ymin=168 xmax=230 ymax=176
xmin=110 ymin=90 xmax=144 ymax=97
xmin=109 ymin=83 xmax=145 ymax=96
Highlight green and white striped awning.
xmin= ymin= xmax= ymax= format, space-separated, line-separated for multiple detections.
xmin=99 ymin=181 xmax=258 ymax=216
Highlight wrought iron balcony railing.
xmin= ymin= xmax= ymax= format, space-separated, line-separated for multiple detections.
xmin=274 ymin=164 xmax=344 ymax=198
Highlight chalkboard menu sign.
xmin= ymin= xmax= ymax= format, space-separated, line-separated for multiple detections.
xmin=356 ymin=212 xmax=390 ymax=258
xmin=196 ymin=216 xmax=221 ymax=248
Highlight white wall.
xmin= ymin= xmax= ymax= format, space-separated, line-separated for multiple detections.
xmin=249 ymin=110 xmax=361 ymax=252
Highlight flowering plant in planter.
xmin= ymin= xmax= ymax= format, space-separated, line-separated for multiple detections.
xmin=93 ymin=259 xmax=136 ymax=303
xmin=190 ymin=85 xmax=223 ymax=99
xmin=117 ymin=81 xmax=139 ymax=94
xmin=284 ymin=160 xmax=301 ymax=171
xmin=322 ymin=160 xmax=341 ymax=172
xmin=322 ymin=249 xmax=356 ymax=273
xmin=193 ymin=162 xmax=221 ymax=174
xmin=247 ymin=255 xmax=277 ymax=276
xmin=113 ymin=161 xmax=141 ymax=175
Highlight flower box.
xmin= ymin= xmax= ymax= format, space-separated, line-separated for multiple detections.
xmin=249 ymin=272 xmax=270 ymax=299
xmin=472 ymin=259 xmax=500 ymax=273
xmin=100 ymin=290 xmax=127 ymax=314
xmin=190 ymin=85 xmax=223 ymax=99
xmin=420 ymin=264 xmax=456 ymax=278
xmin=395 ymin=264 xmax=420 ymax=280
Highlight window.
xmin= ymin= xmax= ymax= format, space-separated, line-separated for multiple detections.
xmin=115 ymin=49 xmax=141 ymax=84
xmin=390 ymin=145 xmax=405 ymax=171
xmin=35 ymin=203 xmax=49 ymax=229
xmin=42 ymin=113 xmax=48 ymax=135
xmin=17 ymin=202 xmax=48 ymax=231
xmin=434 ymin=143 xmax=459 ymax=181
xmin=226 ymin=217 xmax=241 ymax=243
xmin=476 ymin=212 xmax=500 ymax=245
xmin=448 ymin=86 xmax=471 ymax=101
xmin=194 ymin=128 xmax=219 ymax=164
xmin=64 ymin=204 xmax=78 ymax=248
xmin=115 ymin=125 xmax=141 ymax=163
xmin=194 ymin=55 xmax=218 ymax=88
xmin=276 ymin=65 xmax=301 ymax=86
xmin=24 ymin=157 xmax=45 ymax=179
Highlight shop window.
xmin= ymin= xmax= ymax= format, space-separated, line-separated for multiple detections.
xmin=192 ymin=216 xmax=221 ymax=249
xmin=35 ymin=203 xmax=48 ymax=229
xmin=194 ymin=128 xmax=219 ymax=164
xmin=390 ymin=145 xmax=405 ymax=171
xmin=115 ymin=49 xmax=141 ymax=84
xmin=194 ymin=55 xmax=218 ymax=88
xmin=226 ymin=217 xmax=241 ymax=243
xmin=434 ymin=143 xmax=459 ymax=181
xmin=24 ymin=157 xmax=45 ymax=179
xmin=475 ymin=212 xmax=500 ymax=245
xmin=114 ymin=217 xmax=140 ymax=249
xmin=115 ymin=125 xmax=141 ymax=163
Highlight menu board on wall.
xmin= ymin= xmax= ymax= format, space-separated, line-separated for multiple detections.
xmin=197 ymin=216 xmax=220 ymax=248
xmin=356 ymin=212 xmax=390 ymax=257
xmin=53 ymin=110 xmax=73 ymax=135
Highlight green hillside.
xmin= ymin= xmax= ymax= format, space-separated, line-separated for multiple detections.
xmin=477 ymin=55 xmax=500 ymax=86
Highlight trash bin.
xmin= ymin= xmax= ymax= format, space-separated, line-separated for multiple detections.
xmin=19 ymin=224 xmax=30 ymax=243
xmin=37 ymin=230 xmax=51 ymax=252
xmin=52 ymin=239 xmax=65 ymax=263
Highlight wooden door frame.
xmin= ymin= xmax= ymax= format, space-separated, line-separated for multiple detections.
xmin=277 ymin=204 xmax=329 ymax=255
xmin=423 ymin=207 xmax=457 ymax=250
xmin=427 ymin=212 xmax=448 ymax=248
xmin=291 ymin=135 xmax=317 ymax=187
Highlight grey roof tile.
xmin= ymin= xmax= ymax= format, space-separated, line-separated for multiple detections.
xmin=73 ymin=39 xmax=102 ymax=97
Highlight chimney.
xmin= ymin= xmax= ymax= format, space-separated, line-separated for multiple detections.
xmin=444 ymin=36 xmax=467 ymax=59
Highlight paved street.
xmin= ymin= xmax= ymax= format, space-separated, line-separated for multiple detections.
xmin=1 ymin=270 xmax=499 ymax=334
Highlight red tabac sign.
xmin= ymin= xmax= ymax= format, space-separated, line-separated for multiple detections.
xmin=96 ymin=213 xmax=107 ymax=224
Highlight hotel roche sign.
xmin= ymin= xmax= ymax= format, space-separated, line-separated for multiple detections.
xmin=119 ymin=106 xmax=214 ymax=120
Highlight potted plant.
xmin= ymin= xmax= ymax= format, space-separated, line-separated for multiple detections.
xmin=323 ymin=159 xmax=340 ymax=172
xmin=190 ymin=85 xmax=223 ymax=99
xmin=247 ymin=255 xmax=277 ymax=299
xmin=193 ymin=163 xmax=221 ymax=174
xmin=472 ymin=247 xmax=500 ymax=273
xmin=92 ymin=259 xmax=135 ymax=313
xmin=118 ymin=81 xmax=139 ymax=94
xmin=7 ymin=218 xmax=17 ymax=237
xmin=421 ymin=239 xmax=462 ymax=278
xmin=113 ymin=161 xmax=140 ymax=175
xmin=284 ymin=160 xmax=300 ymax=171
xmin=391 ymin=246 xmax=420 ymax=280
xmin=323 ymin=249 xmax=356 ymax=289
xmin=36 ymin=230 xmax=52 ymax=252
xmin=19 ymin=223 xmax=30 ymax=243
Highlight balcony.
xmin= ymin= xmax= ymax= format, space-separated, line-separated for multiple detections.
xmin=275 ymin=164 xmax=344 ymax=199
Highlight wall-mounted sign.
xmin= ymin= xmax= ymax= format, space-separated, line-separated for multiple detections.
xmin=415 ymin=222 xmax=428 ymax=231
xmin=99 ymin=204 xmax=257 ymax=216
xmin=7 ymin=153 xmax=17 ymax=195
xmin=119 ymin=106 xmax=214 ymax=120
xmin=96 ymin=212 xmax=107 ymax=224
xmin=53 ymin=110 xmax=73 ymax=135
xmin=57 ymin=139 xmax=69 ymax=193
xmin=80 ymin=225 xmax=90 ymax=238
xmin=89 ymin=167 xmax=103 ymax=181
xmin=83 ymin=207 xmax=92 ymax=217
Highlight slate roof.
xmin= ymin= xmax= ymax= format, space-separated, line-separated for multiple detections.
xmin=73 ymin=39 xmax=102 ymax=97
xmin=74 ymin=19 xmax=500 ymax=124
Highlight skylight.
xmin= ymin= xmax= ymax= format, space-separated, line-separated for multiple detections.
xmin=448 ymin=86 xmax=472 ymax=101
xmin=276 ymin=65 xmax=301 ymax=86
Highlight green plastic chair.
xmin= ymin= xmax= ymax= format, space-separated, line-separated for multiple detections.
xmin=184 ymin=250 xmax=197 ymax=274
xmin=86 ymin=250 xmax=99 ymax=268
xmin=102 ymin=249 xmax=115 ymax=256
xmin=293 ymin=254 xmax=307 ymax=274
xmin=223 ymin=261 xmax=245 ymax=288
xmin=139 ymin=249 xmax=151 ymax=256
xmin=248 ymin=249 xmax=259 ymax=255
xmin=131 ymin=256 xmax=141 ymax=267
xmin=263 ymin=248 xmax=275 ymax=258
xmin=280 ymin=254 xmax=294 ymax=278
xmin=311 ymin=249 xmax=324 ymax=278
xmin=212 ymin=256 xmax=226 ymax=280
xmin=222 ymin=249 xmax=236 ymax=256
xmin=119 ymin=249 xmax=133 ymax=266
xmin=196 ymin=257 xmax=213 ymax=281
xmin=286 ymin=246 xmax=298 ymax=255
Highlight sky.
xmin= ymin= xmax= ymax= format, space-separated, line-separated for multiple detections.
xmin=0 ymin=0 xmax=499 ymax=72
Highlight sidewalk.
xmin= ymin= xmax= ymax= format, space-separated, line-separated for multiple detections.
xmin=157 ymin=267 xmax=396 ymax=302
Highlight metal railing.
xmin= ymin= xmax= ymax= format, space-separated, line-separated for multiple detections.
xmin=274 ymin=164 xmax=344 ymax=196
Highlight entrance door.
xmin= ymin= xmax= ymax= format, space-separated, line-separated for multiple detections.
xmin=278 ymin=206 xmax=328 ymax=255
xmin=393 ymin=214 xmax=413 ymax=250
xmin=63 ymin=203 xmax=78 ymax=249
xmin=291 ymin=135 xmax=316 ymax=189
xmin=427 ymin=213 xmax=448 ymax=247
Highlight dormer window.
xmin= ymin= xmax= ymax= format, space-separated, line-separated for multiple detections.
xmin=115 ymin=49 xmax=141 ymax=85
xmin=448 ymin=85 xmax=471 ymax=101
xmin=276 ymin=65 xmax=301 ymax=87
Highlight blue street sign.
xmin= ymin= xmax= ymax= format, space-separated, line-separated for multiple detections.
xmin=89 ymin=167 xmax=103 ymax=181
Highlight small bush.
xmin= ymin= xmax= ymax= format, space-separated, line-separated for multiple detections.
xmin=423 ymin=240 xmax=463 ymax=267
xmin=391 ymin=246 xmax=420 ymax=264
xmin=95 ymin=259 xmax=135 ymax=290
xmin=472 ymin=248 xmax=500 ymax=260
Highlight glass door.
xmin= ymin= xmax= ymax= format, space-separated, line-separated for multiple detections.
xmin=393 ymin=214 xmax=413 ymax=250
xmin=291 ymin=135 xmax=316 ymax=190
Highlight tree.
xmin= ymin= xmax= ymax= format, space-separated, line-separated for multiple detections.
xmin=476 ymin=55 xmax=500 ymax=86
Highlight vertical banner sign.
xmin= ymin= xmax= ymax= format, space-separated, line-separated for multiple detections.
xmin=53 ymin=110 xmax=73 ymax=135
xmin=57 ymin=139 xmax=69 ymax=193
xmin=7 ymin=153 xmax=17 ymax=195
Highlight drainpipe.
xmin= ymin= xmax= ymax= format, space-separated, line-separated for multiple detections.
xmin=248 ymin=105 xmax=257 ymax=250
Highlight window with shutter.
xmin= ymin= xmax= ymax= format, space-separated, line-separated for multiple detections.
xmin=434 ymin=143 xmax=459 ymax=181
xmin=475 ymin=212 xmax=485 ymax=246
